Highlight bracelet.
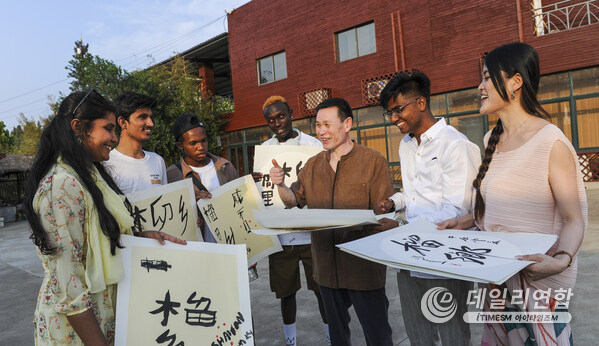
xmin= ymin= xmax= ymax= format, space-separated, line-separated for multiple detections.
xmin=553 ymin=250 xmax=573 ymax=267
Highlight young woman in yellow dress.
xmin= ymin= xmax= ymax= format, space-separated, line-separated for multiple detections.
xmin=25 ymin=90 xmax=185 ymax=345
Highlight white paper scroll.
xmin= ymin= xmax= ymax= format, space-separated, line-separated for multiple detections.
xmin=115 ymin=235 xmax=253 ymax=346
xmin=250 ymin=208 xmax=382 ymax=235
xmin=126 ymin=179 xmax=201 ymax=241
xmin=337 ymin=218 xmax=557 ymax=284
xmin=196 ymin=175 xmax=282 ymax=265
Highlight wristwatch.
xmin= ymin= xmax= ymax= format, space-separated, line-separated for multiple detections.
xmin=387 ymin=198 xmax=396 ymax=212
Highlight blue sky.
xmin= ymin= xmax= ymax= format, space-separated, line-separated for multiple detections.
xmin=0 ymin=0 xmax=250 ymax=131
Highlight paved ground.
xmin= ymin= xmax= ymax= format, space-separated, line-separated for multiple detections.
xmin=1 ymin=184 xmax=597 ymax=345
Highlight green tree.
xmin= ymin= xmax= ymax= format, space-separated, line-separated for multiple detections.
xmin=58 ymin=41 xmax=232 ymax=166
xmin=66 ymin=50 xmax=131 ymax=100
xmin=51 ymin=40 xmax=142 ymax=115
xmin=0 ymin=121 xmax=12 ymax=153
xmin=51 ymin=41 xmax=133 ymax=118
xmin=9 ymin=114 xmax=45 ymax=155
xmin=139 ymin=55 xmax=231 ymax=166
xmin=9 ymin=125 xmax=23 ymax=153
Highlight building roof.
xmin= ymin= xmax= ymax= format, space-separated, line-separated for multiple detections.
xmin=156 ymin=32 xmax=232 ymax=97
xmin=0 ymin=154 xmax=34 ymax=176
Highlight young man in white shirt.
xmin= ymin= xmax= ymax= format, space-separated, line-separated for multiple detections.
xmin=374 ymin=70 xmax=481 ymax=346
xmin=105 ymin=92 xmax=167 ymax=194
xmin=258 ymin=96 xmax=329 ymax=346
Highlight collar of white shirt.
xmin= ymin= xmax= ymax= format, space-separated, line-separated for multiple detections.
xmin=269 ymin=128 xmax=301 ymax=145
xmin=406 ymin=118 xmax=447 ymax=146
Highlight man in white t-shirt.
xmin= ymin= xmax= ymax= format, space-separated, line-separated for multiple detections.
xmin=256 ymin=96 xmax=329 ymax=346
xmin=105 ymin=92 xmax=167 ymax=194
xmin=374 ymin=70 xmax=481 ymax=346
xmin=166 ymin=113 xmax=238 ymax=243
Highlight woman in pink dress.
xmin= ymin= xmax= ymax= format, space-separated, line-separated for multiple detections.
xmin=439 ymin=42 xmax=587 ymax=345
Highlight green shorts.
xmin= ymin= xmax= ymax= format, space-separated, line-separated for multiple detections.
xmin=268 ymin=244 xmax=319 ymax=298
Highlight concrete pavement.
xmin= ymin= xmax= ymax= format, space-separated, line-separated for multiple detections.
xmin=1 ymin=184 xmax=597 ymax=345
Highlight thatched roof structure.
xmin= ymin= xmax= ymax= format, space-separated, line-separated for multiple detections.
xmin=0 ymin=154 xmax=34 ymax=176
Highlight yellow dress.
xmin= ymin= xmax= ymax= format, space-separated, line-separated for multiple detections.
xmin=33 ymin=163 xmax=125 ymax=345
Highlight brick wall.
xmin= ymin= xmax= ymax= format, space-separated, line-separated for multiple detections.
xmin=226 ymin=0 xmax=599 ymax=131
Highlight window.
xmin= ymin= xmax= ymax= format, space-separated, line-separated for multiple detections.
xmin=386 ymin=124 xmax=402 ymax=162
xmin=227 ymin=130 xmax=244 ymax=145
xmin=576 ymin=97 xmax=599 ymax=148
xmin=544 ymin=101 xmax=573 ymax=142
xmin=430 ymin=94 xmax=447 ymax=116
xmin=336 ymin=22 xmax=376 ymax=62
xmin=257 ymin=51 xmax=287 ymax=85
xmin=245 ymin=126 xmax=271 ymax=142
xmin=446 ymin=114 xmax=485 ymax=153
xmin=447 ymin=89 xmax=480 ymax=113
xmin=293 ymin=117 xmax=312 ymax=135
xmin=356 ymin=106 xmax=384 ymax=126
xmin=572 ymin=66 xmax=599 ymax=95
xmin=360 ymin=127 xmax=387 ymax=157
xmin=538 ymin=72 xmax=569 ymax=100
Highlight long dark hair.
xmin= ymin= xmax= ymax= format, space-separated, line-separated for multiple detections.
xmin=473 ymin=42 xmax=550 ymax=222
xmin=25 ymin=90 xmax=130 ymax=255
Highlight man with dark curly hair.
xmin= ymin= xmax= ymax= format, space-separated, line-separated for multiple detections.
xmin=105 ymin=92 xmax=167 ymax=194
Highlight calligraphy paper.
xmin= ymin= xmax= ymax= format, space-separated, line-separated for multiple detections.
xmin=251 ymin=209 xmax=388 ymax=235
xmin=196 ymin=175 xmax=282 ymax=265
xmin=126 ymin=179 xmax=200 ymax=241
xmin=337 ymin=218 xmax=557 ymax=284
xmin=253 ymin=145 xmax=323 ymax=208
xmin=115 ymin=235 xmax=253 ymax=346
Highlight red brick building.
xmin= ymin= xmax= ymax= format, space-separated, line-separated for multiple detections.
xmin=223 ymin=0 xmax=599 ymax=181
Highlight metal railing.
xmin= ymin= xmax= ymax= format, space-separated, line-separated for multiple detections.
xmin=532 ymin=0 xmax=599 ymax=36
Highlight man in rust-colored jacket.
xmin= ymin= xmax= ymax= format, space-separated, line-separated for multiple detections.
xmin=270 ymin=98 xmax=397 ymax=346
